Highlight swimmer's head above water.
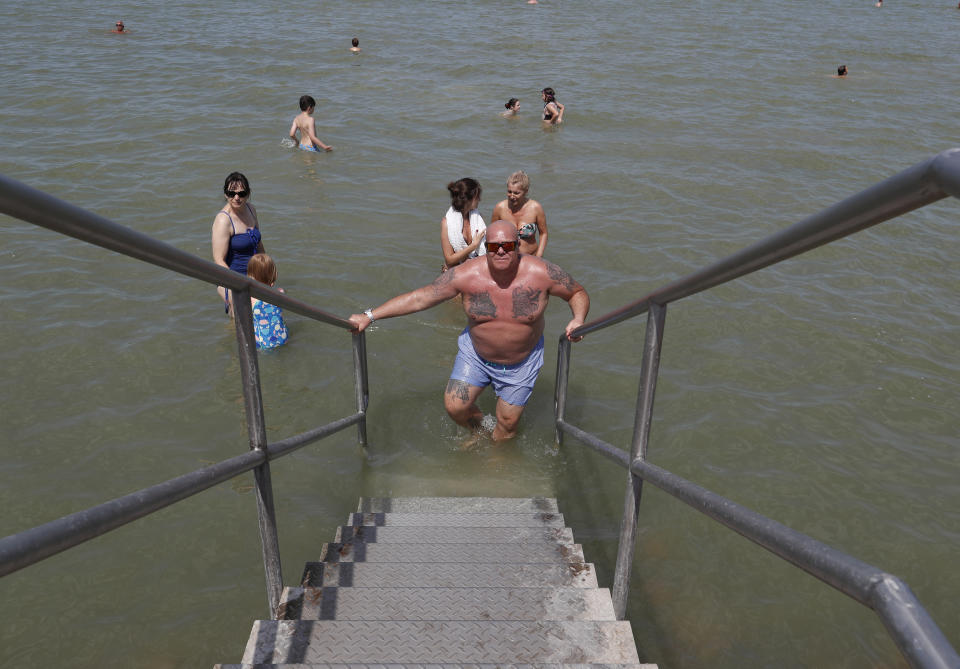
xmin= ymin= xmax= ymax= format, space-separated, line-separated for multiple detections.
xmin=507 ymin=170 xmax=530 ymax=196
xmin=223 ymin=172 xmax=251 ymax=200
xmin=447 ymin=177 xmax=483 ymax=214
xmin=837 ymin=65 xmax=848 ymax=76
xmin=504 ymin=98 xmax=520 ymax=112
xmin=247 ymin=253 xmax=278 ymax=286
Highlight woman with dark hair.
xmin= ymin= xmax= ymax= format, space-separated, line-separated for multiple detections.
xmin=502 ymin=98 xmax=520 ymax=117
xmin=541 ymin=87 xmax=565 ymax=124
xmin=440 ymin=178 xmax=486 ymax=269
xmin=212 ymin=172 xmax=265 ymax=314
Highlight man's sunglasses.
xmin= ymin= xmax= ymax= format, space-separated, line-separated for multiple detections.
xmin=485 ymin=240 xmax=517 ymax=253
xmin=226 ymin=190 xmax=249 ymax=199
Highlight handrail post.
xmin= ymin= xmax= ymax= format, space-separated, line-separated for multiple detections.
xmin=232 ymin=289 xmax=284 ymax=617
xmin=612 ymin=302 xmax=667 ymax=619
xmin=352 ymin=332 xmax=369 ymax=447
xmin=554 ymin=335 xmax=572 ymax=446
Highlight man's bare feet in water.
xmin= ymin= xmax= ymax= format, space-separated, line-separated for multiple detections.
xmin=460 ymin=414 xmax=497 ymax=450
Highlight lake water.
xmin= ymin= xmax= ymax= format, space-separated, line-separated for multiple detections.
xmin=1 ymin=1 xmax=958 ymax=667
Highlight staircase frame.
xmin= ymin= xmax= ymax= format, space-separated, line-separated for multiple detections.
xmin=1 ymin=150 xmax=959 ymax=667
xmin=553 ymin=148 xmax=960 ymax=668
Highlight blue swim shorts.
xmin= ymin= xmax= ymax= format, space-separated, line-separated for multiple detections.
xmin=299 ymin=143 xmax=322 ymax=153
xmin=449 ymin=328 xmax=545 ymax=407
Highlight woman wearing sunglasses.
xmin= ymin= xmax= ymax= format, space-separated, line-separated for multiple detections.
xmin=440 ymin=177 xmax=486 ymax=270
xmin=212 ymin=172 xmax=265 ymax=314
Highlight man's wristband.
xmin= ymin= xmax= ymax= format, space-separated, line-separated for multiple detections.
xmin=363 ymin=309 xmax=375 ymax=322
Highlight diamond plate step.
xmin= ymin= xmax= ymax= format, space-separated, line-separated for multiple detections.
xmin=217 ymin=498 xmax=652 ymax=668
xmin=301 ymin=561 xmax=597 ymax=588
xmin=278 ymin=586 xmax=616 ymax=621
xmin=213 ymin=662 xmax=657 ymax=669
xmin=334 ymin=525 xmax=575 ymax=545
xmin=347 ymin=512 xmax=565 ymax=528
xmin=241 ymin=620 xmax=641 ymax=664
xmin=319 ymin=542 xmax=585 ymax=563
xmin=358 ymin=497 xmax=560 ymax=514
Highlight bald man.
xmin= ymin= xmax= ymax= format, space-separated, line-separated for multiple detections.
xmin=350 ymin=220 xmax=589 ymax=440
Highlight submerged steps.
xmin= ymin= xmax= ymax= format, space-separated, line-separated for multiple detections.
xmin=216 ymin=496 xmax=655 ymax=668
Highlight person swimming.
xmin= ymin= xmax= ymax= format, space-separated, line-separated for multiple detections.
xmin=541 ymin=87 xmax=565 ymax=124
xmin=501 ymin=98 xmax=520 ymax=117
xmin=350 ymin=37 xmax=361 ymax=53
xmin=837 ymin=65 xmax=848 ymax=77
xmin=289 ymin=95 xmax=333 ymax=152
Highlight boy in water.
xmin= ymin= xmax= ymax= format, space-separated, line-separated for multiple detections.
xmin=350 ymin=37 xmax=361 ymax=52
xmin=289 ymin=95 xmax=333 ymax=152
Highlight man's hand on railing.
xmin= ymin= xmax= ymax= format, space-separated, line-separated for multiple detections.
xmin=348 ymin=312 xmax=372 ymax=333
xmin=565 ymin=318 xmax=585 ymax=342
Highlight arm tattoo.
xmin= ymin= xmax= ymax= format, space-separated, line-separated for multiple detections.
xmin=544 ymin=260 xmax=577 ymax=292
xmin=467 ymin=291 xmax=497 ymax=318
xmin=512 ymin=286 xmax=543 ymax=318
xmin=431 ymin=266 xmax=455 ymax=292
xmin=445 ymin=379 xmax=472 ymax=402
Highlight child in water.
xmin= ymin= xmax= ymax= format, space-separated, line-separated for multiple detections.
xmin=247 ymin=253 xmax=288 ymax=350
xmin=289 ymin=95 xmax=333 ymax=152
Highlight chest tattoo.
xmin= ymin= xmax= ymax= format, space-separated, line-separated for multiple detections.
xmin=467 ymin=291 xmax=497 ymax=318
xmin=512 ymin=286 xmax=543 ymax=318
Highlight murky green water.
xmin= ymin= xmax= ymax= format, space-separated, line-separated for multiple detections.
xmin=1 ymin=1 xmax=958 ymax=667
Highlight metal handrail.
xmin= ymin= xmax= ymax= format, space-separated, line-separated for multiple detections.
xmin=0 ymin=412 xmax=364 ymax=578
xmin=553 ymin=148 xmax=960 ymax=668
xmin=0 ymin=174 xmax=350 ymax=328
xmin=572 ymin=147 xmax=960 ymax=338
xmin=0 ymin=173 xmax=369 ymax=616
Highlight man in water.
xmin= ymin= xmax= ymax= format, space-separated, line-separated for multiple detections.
xmin=350 ymin=37 xmax=361 ymax=52
xmin=491 ymin=170 xmax=548 ymax=257
xmin=111 ymin=20 xmax=127 ymax=33
xmin=349 ymin=220 xmax=589 ymax=441
xmin=289 ymin=95 xmax=333 ymax=152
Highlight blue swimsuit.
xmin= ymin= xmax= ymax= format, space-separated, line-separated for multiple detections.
xmin=221 ymin=205 xmax=262 ymax=313
xmin=223 ymin=205 xmax=261 ymax=275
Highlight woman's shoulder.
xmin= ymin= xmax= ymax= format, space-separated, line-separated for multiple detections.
xmin=213 ymin=208 xmax=232 ymax=226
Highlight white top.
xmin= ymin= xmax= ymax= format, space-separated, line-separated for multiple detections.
xmin=444 ymin=206 xmax=486 ymax=259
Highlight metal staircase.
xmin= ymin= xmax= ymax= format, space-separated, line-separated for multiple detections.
xmin=217 ymin=497 xmax=654 ymax=668
xmin=5 ymin=154 xmax=960 ymax=667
